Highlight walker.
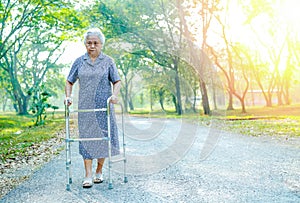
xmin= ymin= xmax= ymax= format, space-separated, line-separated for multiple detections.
xmin=64 ymin=96 xmax=128 ymax=190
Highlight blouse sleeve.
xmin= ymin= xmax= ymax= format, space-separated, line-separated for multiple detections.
xmin=67 ymin=57 xmax=82 ymax=84
xmin=108 ymin=60 xmax=121 ymax=84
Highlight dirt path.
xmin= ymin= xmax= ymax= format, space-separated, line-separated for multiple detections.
xmin=1 ymin=117 xmax=299 ymax=203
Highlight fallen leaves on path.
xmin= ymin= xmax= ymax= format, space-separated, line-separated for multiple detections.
xmin=0 ymin=130 xmax=65 ymax=198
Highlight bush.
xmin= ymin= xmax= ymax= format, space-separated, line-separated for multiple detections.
xmin=28 ymin=84 xmax=58 ymax=126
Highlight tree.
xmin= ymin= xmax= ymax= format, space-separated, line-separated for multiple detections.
xmin=176 ymin=0 xmax=226 ymax=115
xmin=86 ymin=0 xmax=300 ymax=112
xmin=232 ymin=44 xmax=252 ymax=113
xmin=1 ymin=30 xmax=63 ymax=114
xmin=117 ymin=54 xmax=143 ymax=113
xmin=179 ymin=63 xmax=200 ymax=113
xmin=240 ymin=0 xmax=299 ymax=106
xmin=0 ymin=0 xmax=83 ymax=60
xmin=91 ymin=0 xmax=196 ymax=115
xmin=143 ymin=64 xmax=178 ymax=112
xmin=0 ymin=0 xmax=87 ymax=114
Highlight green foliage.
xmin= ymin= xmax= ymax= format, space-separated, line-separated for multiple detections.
xmin=28 ymin=84 xmax=58 ymax=126
xmin=0 ymin=0 xmax=88 ymax=114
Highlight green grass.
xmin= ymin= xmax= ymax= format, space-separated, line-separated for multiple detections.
xmin=219 ymin=116 xmax=300 ymax=137
xmin=0 ymin=113 xmax=65 ymax=162
xmin=211 ymin=104 xmax=300 ymax=137
xmin=129 ymin=104 xmax=300 ymax=137
xmin=1 ymin=104 xmax=299 ymax=162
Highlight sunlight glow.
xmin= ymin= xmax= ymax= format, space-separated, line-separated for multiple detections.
xmin=280 ymin=0 xmax=300 ymax=30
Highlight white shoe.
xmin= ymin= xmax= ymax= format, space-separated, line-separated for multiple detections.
xmin=82 ymin=177 xmax=93 ymax=188
xmin=94 ymin=173 xmax=103 ymax=184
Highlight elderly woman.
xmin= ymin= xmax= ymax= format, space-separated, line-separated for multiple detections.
xmin=65 ymin=28 xmax=121 ymax=188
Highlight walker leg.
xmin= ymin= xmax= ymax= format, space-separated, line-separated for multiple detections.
xmin=108 ymin=160 xmax=113 ymax=189
xmin=108 ymin=182 xmax=113 ymax=190
xmin=106 ymin=99 xmax=128 ymax=189
xmin=66 ymin=184 xmax=71 ymax=191
xmin=123 ymin=156 xmax=128 ymax=183
xmin=65 ymin=105 xmax=73 ymax=191
xmin=107 ymin=101 xmax=113 ymax=190
xmin=121 ymin=108 xmax=128 ymax=184
xmin=124 ymin=176 xmax=128 ymax=183
xmin=66 ymin=147 xmax=72 ymax=190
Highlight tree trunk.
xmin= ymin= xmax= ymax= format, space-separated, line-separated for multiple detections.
xmin=233 ymin=92 xmax=247 ymax=113
xmin=150 ymin=88 xmax=153 ymax=111
xmin=200 ymin=79 xmax=210 ymax=115
xmin=267 ymin=91 xmax=273 ymax=107
xmin=212 ymin=83 xmax=218 ymax=110
xmin=19 ymin=95 xmax=29 ymax=115
xmin=129 ymin=96 xmax=134 ymax=111
xmin=277 ymin=90 xmax=283 ymax=106
xmin=192 ymin=88 xmax=197 ymax=113
xmin=10 ymin=72 xmax=29 ymax=115
xmin=13 ymin=103 xmax=18 ymax=113
xmin=158 ymin=89 xmax=165 ymax=111
xmin=172 ymin=94 xmax=177 ymax=112
xmin=174 ymin=63 xmax=182 ymax=115
xmin=277 ymin=77 xmax=283 ymax=106
xmin=227 ymin=92 xmax=234 ymax=110
xmin=241 ymin=100 xmax=246 ymax=113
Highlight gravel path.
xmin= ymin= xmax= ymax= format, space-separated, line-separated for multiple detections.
xmin=1 ymin=116 xmax=299 ymax=203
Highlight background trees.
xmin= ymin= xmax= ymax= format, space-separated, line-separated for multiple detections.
xmin=0 ymin=0 xmax=86 ymax=115
xmin=0 ymin=0 xmax=299 ymax=115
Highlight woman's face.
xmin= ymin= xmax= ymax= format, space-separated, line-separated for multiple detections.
xmin=85 ymin=35 xmax=102 ymax=58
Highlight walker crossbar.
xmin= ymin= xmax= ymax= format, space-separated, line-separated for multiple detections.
xmin=64 ymin=96 xmax=127 ymax=191
xmin=69 ymin=108 xmax=107 ymax=113
xmin=110 ymin=157 xmax=126 ymax=164
xmin=65 ymin=137 xmax=109 ymax=142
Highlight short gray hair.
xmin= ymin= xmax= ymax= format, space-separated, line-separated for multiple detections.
xmin=84 ymin=28 xmax=105 ymax=46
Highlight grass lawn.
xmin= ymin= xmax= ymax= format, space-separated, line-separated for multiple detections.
xmin=0 ymin=112 xmax=65 ymax=162
xmin=208 ymin=104 xmax=300 ymax=137
xmin=129 ymin=104 xmax=300 ymax=138
xmin=1 ymin=104 xmax=299 ymax=162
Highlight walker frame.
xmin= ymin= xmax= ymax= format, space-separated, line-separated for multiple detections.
xmin=64 ymin=97 xmax=128 ymax=190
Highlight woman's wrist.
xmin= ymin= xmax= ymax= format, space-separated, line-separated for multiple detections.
xmin=65 ymin=96 xmax=73 ymax=106
xmin=110 ymin=94 xmax=118 ymax=103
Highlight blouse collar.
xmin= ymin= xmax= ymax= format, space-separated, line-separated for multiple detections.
xmin=83 ymin=52 xmax=105 ymax=63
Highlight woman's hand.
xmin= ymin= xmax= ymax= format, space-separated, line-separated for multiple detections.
xmin=110 ymin=95 xmax=118 ymax=104
xmin=64 ymin=97 xmax=73 ymax=106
